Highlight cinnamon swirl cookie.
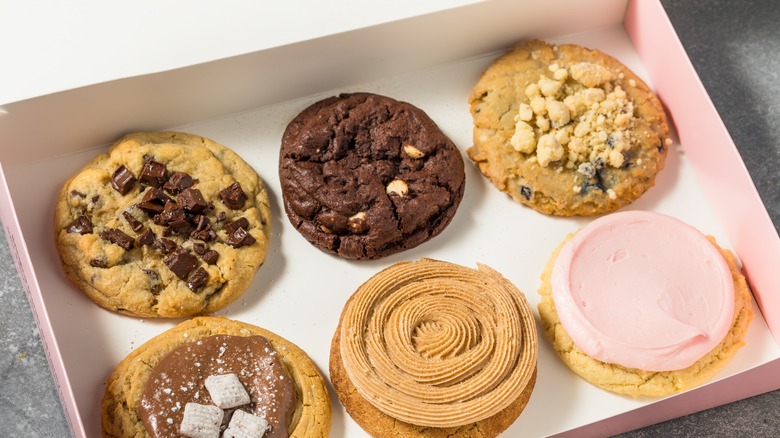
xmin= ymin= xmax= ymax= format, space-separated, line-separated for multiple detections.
xmin=330 ymin=259 xmax=538 ymax=437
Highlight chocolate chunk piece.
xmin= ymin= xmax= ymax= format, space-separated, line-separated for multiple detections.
xmin=142 ymin=187 xmax=173 ymax=205
xmin=154 ymin=202 xmax=186 ymax=226
xmin=139 ymin=160 xmax=168 ymax=187
xmin=219 ymin=182 xmax=248 ymax=210
xmin=186 ymin=267 xmax=209 ymax=290
xmin=164 ymin=219 xmax=193 ymax=237
xmin=190 ymin=215 xmax=216 ymax=242
xmin=163 ymin=247 xmax=199 ymax=280
xmin=99 ymin=228 xmax=135 ymax=251
xmin=192 ymin=242 xmax=207 ymax=255
xmin=225 ymin=227 xmax=256 ymax=248
xmin=66 ymin=215 xmax=93 ymax=234
xmin=90 ymin=258 xmax=107 ymax=268
xmin=91 ymin=195 xmax=101 ymax=204
xmin=111 ymin=165 xmax=137 ymax=195
xmin=136 ymin=201 xmax=165 ymax=214
xmin=137 ymin=187 xmax=173 ymax=215
xmin=201 ymin=250 xmax=220 ymax=265
xmin=154 ymin=238 xmax=178 ymax=254
xmin=162 ymin=171 xmax=194 ymax=195
xmin=70 ymin=190 xmax=86 ymax=198
xmin=216 ymin=211 xmax=227 ymax=222
xmin=142 ymin=269 xmax=162 ymax=294
xmin=224 ymin=217 xmax=249 ymax=235
xmin=136 ymin=228 xmax=156 ymax=246
xmin=178 ymin=188 xmax=208 ymax=213
xmin=122 ymin=211 xmax=144 ymax=232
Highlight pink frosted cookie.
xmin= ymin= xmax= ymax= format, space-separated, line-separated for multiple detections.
xmin=538 ymin=210 xmax=753 ymax=396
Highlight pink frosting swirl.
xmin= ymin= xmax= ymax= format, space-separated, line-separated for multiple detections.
xmin=551 ymin=211 xmax=735 ymax=371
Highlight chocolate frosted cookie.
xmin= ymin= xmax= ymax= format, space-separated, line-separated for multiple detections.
xmin=279 ymin=92 xmax=465 ymax=260
xmin=102 ymin=316 xmax=331 ymax=437
xmin=468 ymin=40 xmax=670 ymax=216
xmin=54 ymin=132 xmax=271 ymax=318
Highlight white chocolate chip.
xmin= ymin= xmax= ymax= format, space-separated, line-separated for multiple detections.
xmin=536 ymin=134 xmax=564 ymax=167
xmin=510 ymin=120 xmax=536 ymax=153
xmin=403 ymin=144 xmax=425 ymax=158
xmin=386 ymin=179 xmax=408 ymax=197
xmin=348 ymin=212 xmax=369 ymax=234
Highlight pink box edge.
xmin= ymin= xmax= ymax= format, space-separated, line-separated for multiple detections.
xmin=626 ymin=0 xmax=780 ymax=340
xmin=0 ymin=162 xmax=84 ymax=437
xmin=0 ymin=1 xmax=778 ymax=436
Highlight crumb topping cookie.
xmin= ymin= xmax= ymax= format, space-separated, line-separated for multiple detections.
xmin=279 ymin=93 xmax=465 ymax=260
xmin=330 ymin=259 xmax=537 ymax=437
xmin=54 ymin=132 xmax=271 ymax=318
xmin=101 ymin=316 xmax=331 ymax=437
xmin=468 ymin=39 xmax=670 ymax=216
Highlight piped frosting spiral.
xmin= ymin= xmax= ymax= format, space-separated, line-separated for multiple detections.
xmin=339 ymin=259 xmax=537 ymax=428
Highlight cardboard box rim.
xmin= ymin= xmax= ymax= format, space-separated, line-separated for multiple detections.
xmin=1 ymin=0 xmax=779 ymax=436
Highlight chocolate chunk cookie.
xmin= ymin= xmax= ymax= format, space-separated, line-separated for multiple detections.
xmin=468 ymin=40 xmax=670 ymax=216
xmin=54 ymin=132 xmax=271 ymax=318
xmin=279 ymin=93 xmax=465 ymax=260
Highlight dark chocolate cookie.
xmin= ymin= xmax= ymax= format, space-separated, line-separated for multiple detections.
xmin=279 ymin=93 xmax=465 ymax=260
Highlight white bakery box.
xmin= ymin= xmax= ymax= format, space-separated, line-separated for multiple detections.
xmin=1 ymin=0 xmax=779 ymax=436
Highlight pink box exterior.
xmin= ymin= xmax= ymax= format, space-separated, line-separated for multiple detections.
xmin=0 ymin=163 xmax=85 ymax=437
xmin=625 ymin=1 xmax=780 ymax=338
xmin=554 ymin=1 xmax=780 ymax=435
xmin=0 ymin=1 xmax=778 ymax=436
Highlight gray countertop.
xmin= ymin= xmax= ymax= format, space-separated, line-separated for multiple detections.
xmin=1 ymin=0 xmax=779 ymax=436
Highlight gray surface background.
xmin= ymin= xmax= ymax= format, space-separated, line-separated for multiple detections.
xmin=1 ymin=0 xmax=778 ymax=436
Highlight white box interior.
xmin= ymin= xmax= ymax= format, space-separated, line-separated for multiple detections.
xmin=1 ymin=1 xmax=778 ymax=436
